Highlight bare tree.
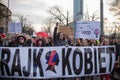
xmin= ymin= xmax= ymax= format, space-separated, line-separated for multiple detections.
xmin=108 ymin=0 xmax=120 ymax=37
xmin=13 ymin=14 xmax=35 ymax=35
xmin=84 ymin=5 xmax=100 ymax=21
xmin=84 ymin=11 xmax=100 ymax=21
xmin=47 ymin=5 xmax=71 ymax=26
xmin=41 ymin=17 xmax=55 ymax=33
xmin=109 ymin=0 xmax=120 ymax=20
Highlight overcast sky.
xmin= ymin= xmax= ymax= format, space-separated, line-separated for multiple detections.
xmin=9 ymin=0 xmax=111 ymax=31
xmin=9 ymin=0 xmax=73 ymax=25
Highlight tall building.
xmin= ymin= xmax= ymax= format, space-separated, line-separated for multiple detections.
xmin=73 ymin=0 xmax=83 ymax=20
xmin=0 ymin=0 xmax=12 ymax=33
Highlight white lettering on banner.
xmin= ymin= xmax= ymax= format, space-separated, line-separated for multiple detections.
xmin=0 ymin=46 xmax=115 ymax=79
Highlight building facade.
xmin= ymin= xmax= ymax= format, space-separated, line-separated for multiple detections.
xmin=73 ymin=0 xmax=83 ymax=20
xmin=0 ymin=0 xmax=11 ymax=33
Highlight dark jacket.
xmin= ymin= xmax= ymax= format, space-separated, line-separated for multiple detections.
xmin=53 ymin=27 xmax=68 ymax=46
xmin=0 ymin=40 xmax=3 ymax=46
xmin=15 ymin=43 xmax=29 ymax=47
xmin=9 ymin=41 xmax=16 ymax=47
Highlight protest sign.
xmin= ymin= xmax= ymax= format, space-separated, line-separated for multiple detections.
xmin=75 ymin=21 xmax=100 ymax=40
xmin=8 ymin=22 xmax=22 ymax=34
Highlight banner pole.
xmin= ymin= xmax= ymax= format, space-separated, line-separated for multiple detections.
xmin=74 ymin=20 xmax=76 ymax=45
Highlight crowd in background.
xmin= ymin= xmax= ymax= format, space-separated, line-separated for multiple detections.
xmin=1 ymin=30 xmax=120 ymax=48
xmin=0 ymin=23 xmax=120 ymax=80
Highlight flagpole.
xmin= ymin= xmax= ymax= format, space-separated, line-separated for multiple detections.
xmin=100 ymin=0 xmax=104 ymax=35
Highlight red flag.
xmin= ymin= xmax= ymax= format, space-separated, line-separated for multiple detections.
xmin=0 ymin=34 xmax=6 ymax=38
xmin=36 ymin=32 xmax=49 ymax=38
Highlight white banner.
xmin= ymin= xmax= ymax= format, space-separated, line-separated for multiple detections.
xmin=8 ymin=22 xmax=22 ymax=34
xmin=75 ymin=21 xmax=100 ymax=40
xmin=0 ymin=46 xmax=115 ymax=79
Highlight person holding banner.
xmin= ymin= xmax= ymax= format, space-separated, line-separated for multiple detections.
xmin=109 ymin=37 xmax=120 ymax=80
xmin=67 ymin=36 xmax=74 ymax=46
xmin=9 ymin=37 xmax=17 ymax=47
xmin=100 ymin=38 xmax=109 ymax=46
xmin=89 ymin=39 xmax=98 ymax=46
xmin=53 ymin=23 xmax=68 ymax=80
xmin=2 ymin=37 xmax=10 ymax=47
xmin=100 ymin=38 xmax=110 ymax=80
xmin=44 ymin=37 xmax=54 ymax=46
xmin=75 ymin=38 xmax=82 ymax=46
xmin=15 ymin=35 xmax=29 ymax=47
xmin=81 ymin=39 xmax=89 ymax=46
xmin=110 ymin=37 xmax=120 ymax=63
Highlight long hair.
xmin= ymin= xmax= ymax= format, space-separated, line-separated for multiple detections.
xmin=36 ymin=39 xmax=45 ymax=46
xmin=57 ymin=32 xmax=65 ymax=40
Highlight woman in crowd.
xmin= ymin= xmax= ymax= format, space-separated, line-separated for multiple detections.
xmin=44 ymin=37 xmax=54 ymax=46
xmin=89 ymin=39 xmax=97 ymax=46
xmin=15 ymin=35 xmax=28 ymax=47
xmin=100 ymin=38 xmax=109 ymax=46
xmin=74 ymin=38 xmax=85 ymax=80
xmin=35 ymin=38 xmax=45 ymax=47
xmin=67 ymin=36 xmax=74 ymax=46
xmin=100 ymin=38 xmax=110 ymax=80
xmin=9 ymin=36 xmax=17 ymax=47
xmin=75 ymin=38 xmax=82 ymax=46
xmin=2 ymin=37 xmax=10 ymax=47
xmin=81 ymin=39 xmax=89 ymax=46
xmin=53 ymin=22 xmax=68 ymax=46
xmin=53 ymin=22 xmax=68 ymax=80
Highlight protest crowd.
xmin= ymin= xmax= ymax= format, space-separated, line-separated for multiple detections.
xmin=0 ymin=23 xmax=120 ymax=80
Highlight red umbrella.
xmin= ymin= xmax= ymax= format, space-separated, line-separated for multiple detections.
xmin=35 ymin=32 xmax=49 ymax=38
xmin=0 ymin=34 xmax=6 ymax=38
